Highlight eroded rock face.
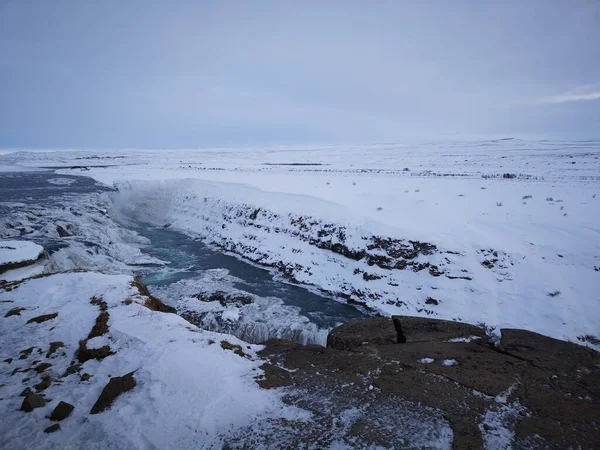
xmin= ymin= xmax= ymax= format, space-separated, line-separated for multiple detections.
xmin=243 ymin=316 xmax=600 ymax=449
xmin=90 ymin=372 xmax=136 ymax=415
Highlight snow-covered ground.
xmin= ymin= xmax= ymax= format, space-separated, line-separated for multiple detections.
xmin=0 ymin=272 xmax=298 ymax=449
xmin=1 ymin=139 xmax=599 ymax=349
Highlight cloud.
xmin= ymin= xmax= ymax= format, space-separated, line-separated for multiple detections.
xmin=534 ymin=85 xmax=600 ymax=104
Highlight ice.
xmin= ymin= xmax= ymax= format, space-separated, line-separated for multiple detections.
xmin=154 ymin=277 xmax=332 ymax=346
xmin=47 ymin=177 xmax=76 ymax=186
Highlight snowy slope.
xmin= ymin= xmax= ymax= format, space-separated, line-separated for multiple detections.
xmin=0 ymin=272 xmax=294 ymax=450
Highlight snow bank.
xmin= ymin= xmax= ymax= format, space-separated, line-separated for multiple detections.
xmin=0 ymin=240 xmax=43 ymax=268
xmin=0 ymin=272 xmax=294 ymax=450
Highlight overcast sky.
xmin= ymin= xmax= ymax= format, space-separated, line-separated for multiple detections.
xmin=1 ymin=1 xmax=599 ymax=148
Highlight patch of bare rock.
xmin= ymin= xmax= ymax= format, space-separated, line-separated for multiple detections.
xmin=246 ymin=316 xmax=599 ymax=449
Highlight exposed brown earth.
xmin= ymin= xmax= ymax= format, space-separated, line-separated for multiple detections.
xmin=239 ymin=316 xmax=600 ymax=449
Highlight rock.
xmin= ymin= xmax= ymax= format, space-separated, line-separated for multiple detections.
xmin=220 ymin=340 xmax=247 ymax=357
xmin=88 ymin=311 xmax=109 ymax=338
xmin=56 ymin=225 xmax=71 ymax=237
xmin=20 ymin=387 xmax=32 ymax=397
xmin=80 ymin=373 xmax=91 ymax=381
xmin=35 ymin=374 xmax=52 ymax=391
xmin=77 ymin=340 xmax=112 ymax=363
xmin=425 ymin=297 xmax=439 ymax=305
xmin=4 ymin=358 xmax=12 ymax=364
xmin=392 ymin=316 xmax=407 ymax=343
xmin=46 ymin=341 xmax=64 ymax=358
xmin=62 ymin=363 xmax=82 ymax=377
xmin=90 ymin=372 xmax=136 ymax=414
xmin=44 ymin=424 xmax=60 ymax=434
xmin=327 ymin=316 xmax=487 ymax=351
xmin=132 ymin=277 xmax=176 ymax=313
xmin=20 ymin=392 xmax=46 ymax=412
xmin=19 ymin=347 xmax=35 ymax=359
xmin=49 ymin=401 xmax=74 ymax=421
xmin=256 ymin=363 xmax=292 ymax=389
xmin=4 ymin=307 xmax=25 ymax=317
xmin=33 ymin=362 xmax=52 ymax=373
xmin=26 ymin=313 xmax=58 ymax=324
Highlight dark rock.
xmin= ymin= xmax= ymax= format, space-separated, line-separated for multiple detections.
xmin=221 ymin=340 xmax=247 ymax=357
xmin=20 ymin=392 xmax=46 ymax=411
xmin=77 ymin=340 xmax=112 ymax=363
xmin=81 ymin=373 xmax=91 ymax=381
xmin=63 ymin=363 xmax=82 ymax=377
xmin=392 ymin=316 xmax=407 ymax=343
xmin=90 ymin=372 xmax=136 ymax=414
xmin=56 ymin=225 xmax=71 ymax=237
xmin=44 ymin=424 xmax=60 ymax=434
xmin=90 ymin=296 xmax=108 ymax=311
xmin=88 ymin=311 xmax=109 ymax=338
xmin=256 ymin=363 xmax=293 ymax=389
xmin=33 ymin=362 xmax=52 ymax=373
xmin=49 ymin=401 xmax=74 ymax=421
xmin=132 ymin=277 xmax=176 ymax=313
xmin=26 ymin=313 xmax=58 ymax=324
xmin=4 ymin=307 xmax=26 ymax=317
xmin=327 ymin=316 xmax=487 ymax=351
xmin=35 ymin=374 xmax=52 ymax=391
xmin=425 ymin=297 xmax=439 ymax=306
xmin=46 ymin=341 xmax=65 ymax=358
xmin=4 ymin=358 xmax=12 ymax=364
xmin=255 ymin=317 xmax=600 ymax=449
xmin=20 ymin=387 xmax=32 ymax=397
xmin=19 ymin=347 xmax=35 ymax=359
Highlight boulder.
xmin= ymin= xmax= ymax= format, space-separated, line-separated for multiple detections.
xmin=49 ymin=401 xmax=74 ymax=421
xmin=90 ymin=372 xmax=136 ymax=414
xmin=20 ymin=392 xmax=46 ymax=412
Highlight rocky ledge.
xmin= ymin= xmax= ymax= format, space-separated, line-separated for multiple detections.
xmin=242 ymin=316 xmax=600 ymax=449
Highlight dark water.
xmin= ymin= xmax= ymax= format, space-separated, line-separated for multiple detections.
xmin=0 ymin=171 xmax=113 ymax=203
xmin=134 ymin=224 xmax=365 ymax=329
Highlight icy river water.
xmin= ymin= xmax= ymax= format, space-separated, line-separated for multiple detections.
xmin=1 ymin=172 xmax=365 ymax=344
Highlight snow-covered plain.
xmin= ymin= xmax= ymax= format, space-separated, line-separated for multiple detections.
xmin=1 ymin=139 xmax=599 ymax=348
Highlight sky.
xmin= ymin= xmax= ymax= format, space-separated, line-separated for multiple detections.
xmin=1 ymin=0 xmax=599 ymax=149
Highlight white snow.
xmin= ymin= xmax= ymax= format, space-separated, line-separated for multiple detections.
xmin=1 ymin=140 xmax=599 ymax=349
xmin=441 ymin=359 xmax=458 ymax=366
xmin=448 ymin=336 xmax=481 ymax=343
xmin=418 ymin=358 xmax=435 ymax=364
xmin=0 ymin=272 xmax=295 ymax=450
xmin=0 ymin=240 xmax=44 ymax=267
xmin=221 ymin=307 xmax=240 ymax=322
